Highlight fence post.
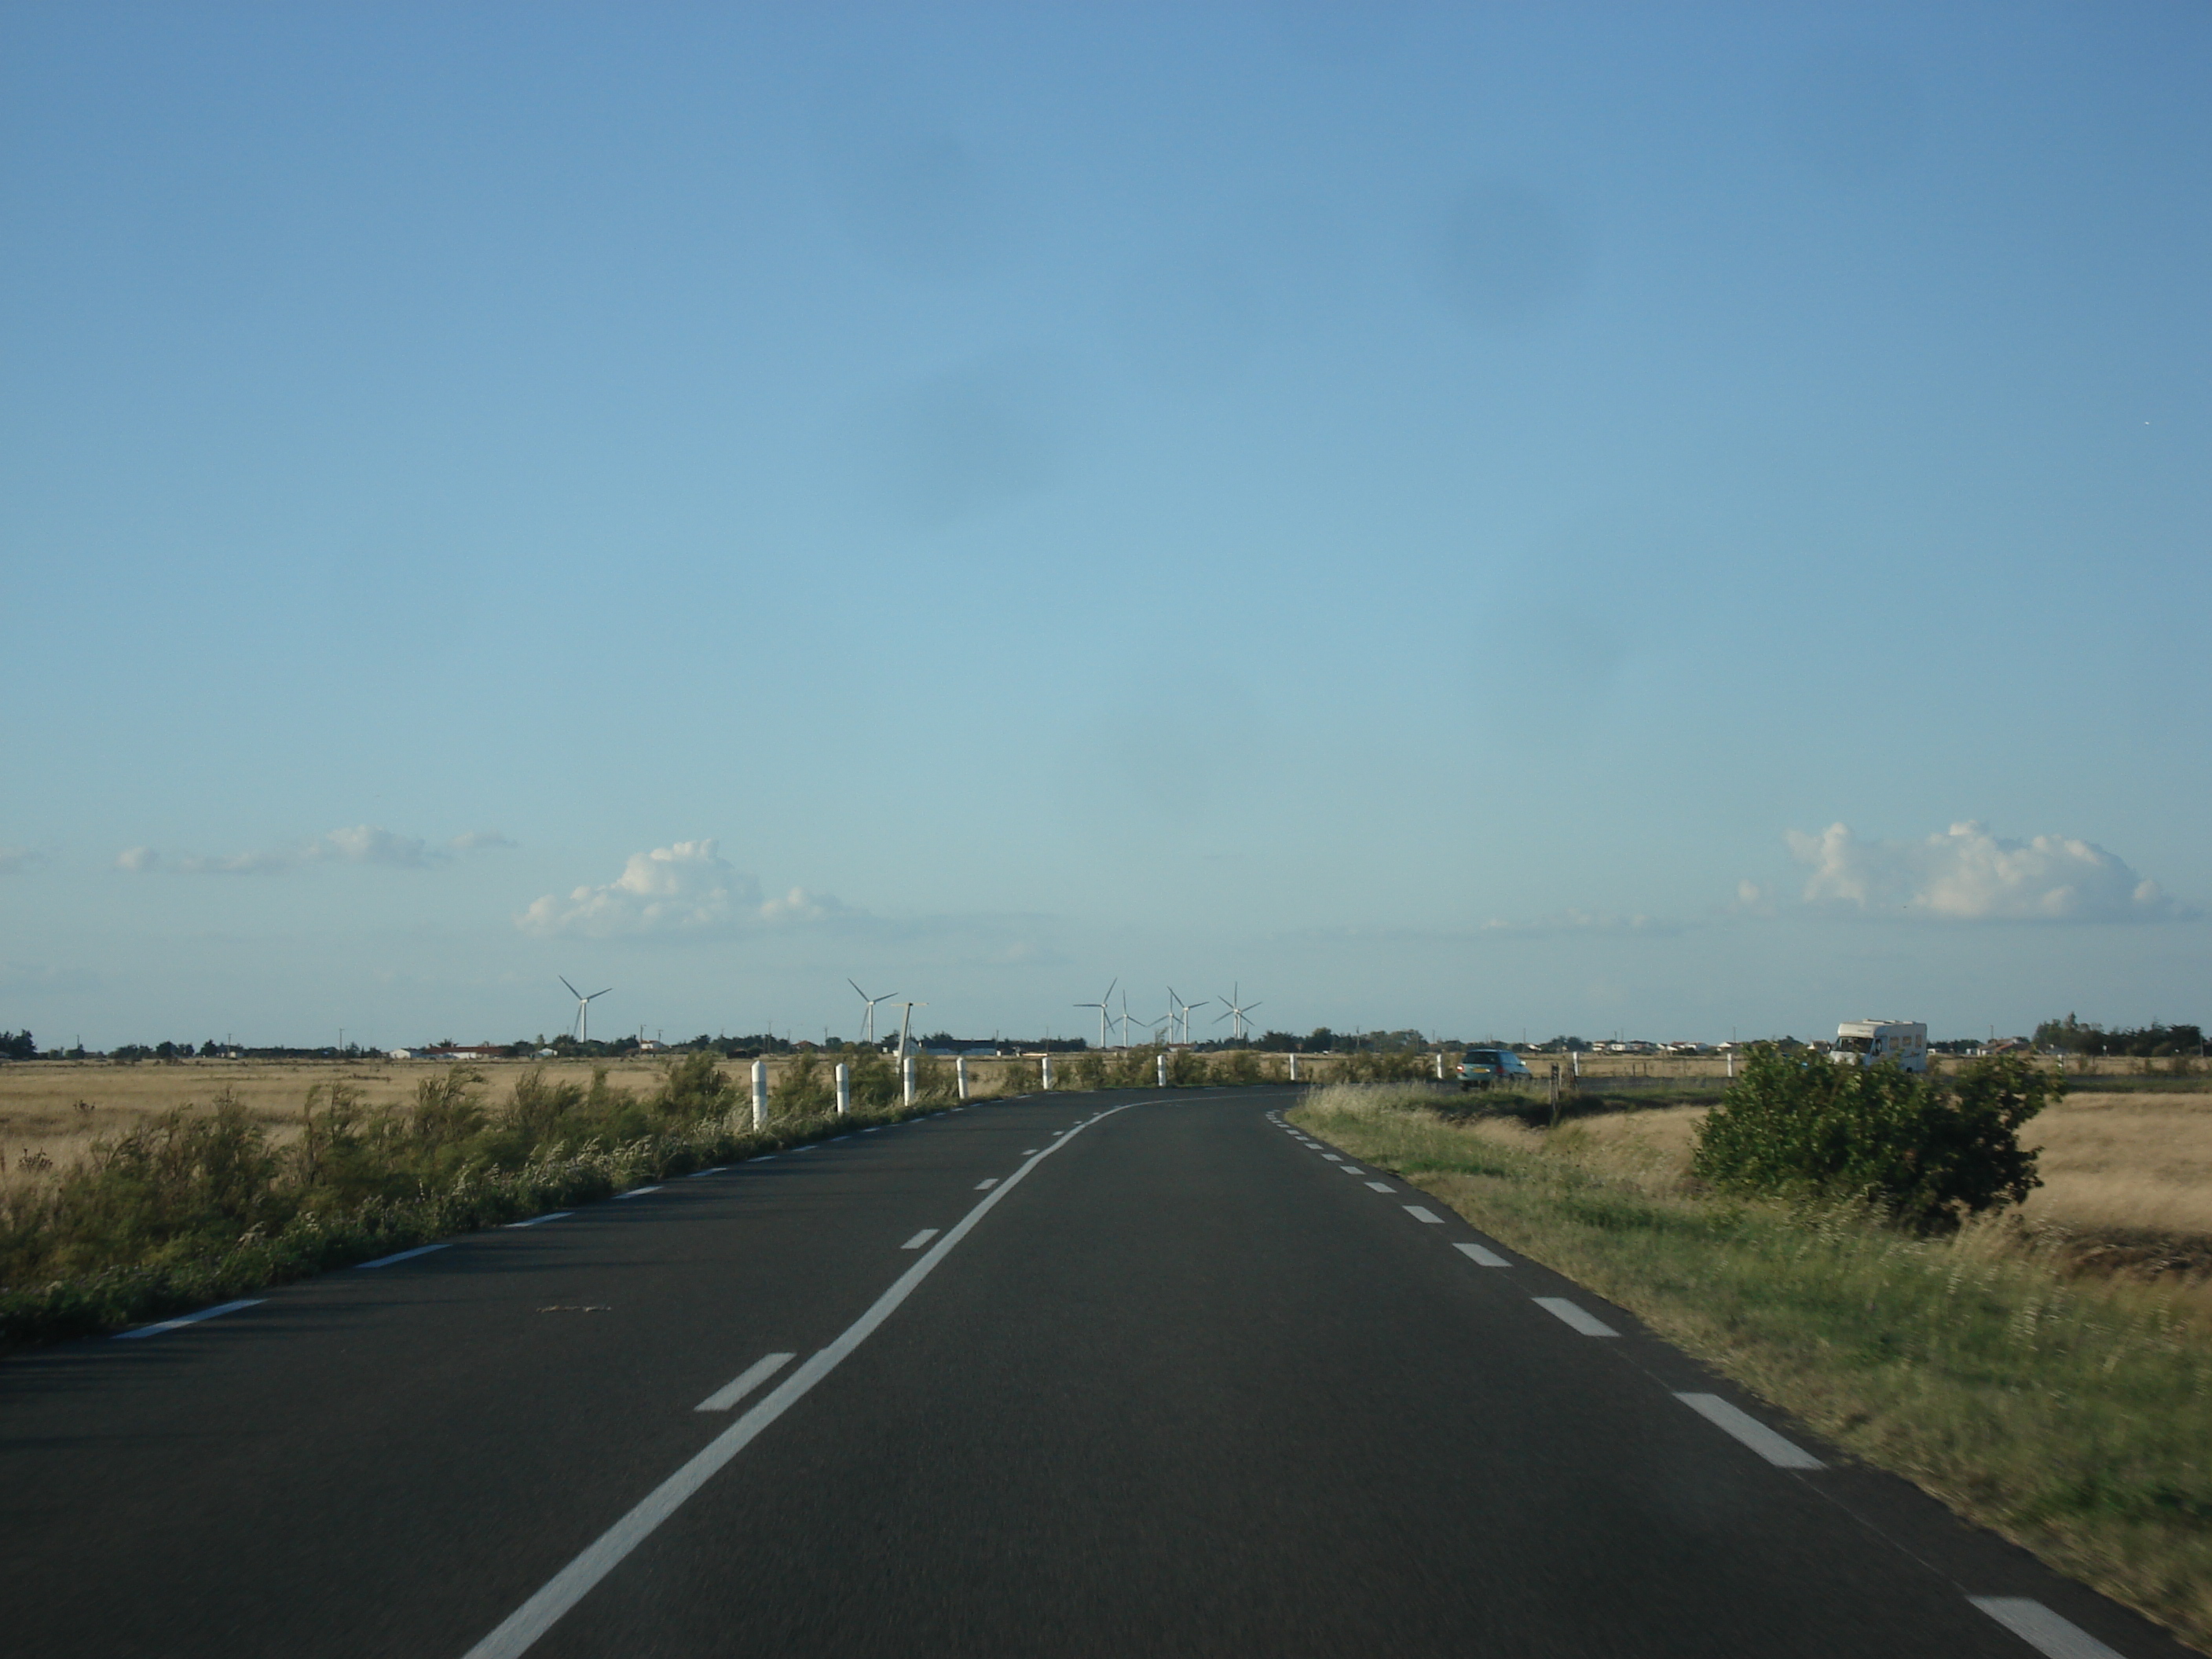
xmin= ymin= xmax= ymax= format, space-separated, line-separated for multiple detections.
xmin=957 ymin=1056 xmax=969 ymax=1101
xmin=1041 ymin=1053 xmax=1053 ymax=1091
xmin=1289 ymin=1053 xmax=1300 ymax=1082
xmin=903 ymin=1053 xmax=917 ymax=1107
xmin=835 ymin=1061 xmax=851 ymax=1115
xmin=1157 ymin=1052 xmax=1168 ymax=1087
xmin=751 ymin=1060 xmax=768 ymax=1130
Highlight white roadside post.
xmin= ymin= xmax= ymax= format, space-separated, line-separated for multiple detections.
xmin=835 ymin=1061 xmax=851 ymax=1115
xmin=1434 ymin=1050 xmax=1445 ymax=1082
xmin=1289 ymin=1053 xmax=1300 ymax=1082
xmin=750 ymin=1060 xmax=768 ymax=1130
xmin=1157 ymin=1052 xmax=1168 ymax=1087
xmin=902 ymin=1053 xmax=917 ymax=1107
xmin=1041 ymin=1053 xmax=1054 ymax=1091
xmin=1726 ymin=1049 xmax=1735 ymax=1080
xmin=956 ymin=1056 xmax=969 ymax=1101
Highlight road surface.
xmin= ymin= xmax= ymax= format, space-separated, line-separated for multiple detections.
xmin=0 ymin=1088 xmax=2185 ymax=1657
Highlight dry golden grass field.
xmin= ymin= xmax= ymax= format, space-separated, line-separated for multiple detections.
xmin=3 ymin=1055 xmax=2208 ymax=1273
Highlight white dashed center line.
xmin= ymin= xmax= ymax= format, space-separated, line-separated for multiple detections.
xmin=975 ymin=1177 xmax=1000 ymax=1191
xmin=1534 ymin=1297 xmax=1620 ymax=1337
xmin=695 ymin=1353 xmax=797 ymax=1414
xmin=900 ymin=1229 xmax=940 ymax=1251
xmin=1335 ymin=1164 xmax=1363 ymax=1174
xmin=1402 ymin=1205 xmax=1445 ymax=1224
xmin=354 ymin=1243 xmax=451 ymax=1269
xmin=687 ymin=1167 xmax=727 ymax=1179
xmin=614 ymin=1185 xmax=663 ymax=1199
xmin=1364 ymin=1180 xmax=1395 ymax=1192
xmin=1022 ymin=1148 xmax=1038 ymax=1155
xmin=1674 ymin=1393 xmax=1823 ymax=1469
xmin=113 ymin=1298 xmax=264 ymax=1339
xmin=1322 ymin=1153 xmax=1342 ymax=1162
xmin=1968 ymin=1598 xmax=2124 ymax=1659
xmin=505 ymin=1212 xmax=573 ymax=1229
xmin=1455 ymin=1243 xmax=1511 ymax=1267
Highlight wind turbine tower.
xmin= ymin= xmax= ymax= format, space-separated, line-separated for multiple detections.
xmin=1215 ymin=984 xmax=1261 ymax=1044
xmin=560 ymin=976 xmax=612 ymax=1042
xmin=1074 ymin=979 xmax=1116 ymax=1054
xmin=848 ymin=980 xmax=898 ymax=1046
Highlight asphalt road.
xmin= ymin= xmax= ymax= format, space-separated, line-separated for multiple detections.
xmin=0 ymin=1087 xmax=2188 ymax=1658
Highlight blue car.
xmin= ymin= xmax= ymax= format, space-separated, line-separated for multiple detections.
xmin=1458 ymin=1047 xmax=1533 ymax=1090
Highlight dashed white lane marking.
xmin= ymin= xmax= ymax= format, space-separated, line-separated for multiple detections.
xmin=1674 ymin=1393 xmax=1824 ymax=1469
xmin=614 ymin=1186 xmax=664 ymax=1199
xmin=900 ymin=1229 xmax=940 ymax=1250
xmin=1968 ymin=1599 xmax=2126 ymax=1659
xmin=790 ymin=1146 xmax=817 ymax=1155
xmin=1321 ymin=1153 xmax=1343 ymax=1161
xmin=1455 ymin=1243 xmax=1512 ymax=1267
xmin=354 ymin=1243 xmax=452 ymax=1269
xmin=114 ymin=1298 xmax=264 ymax=1339
xmin=695 ymin=1352 xmax=797 ymax=1413
xmin=687 ymin=1166 xmax=727 ymax=1179
xmin=1534 ymin=1297 xmax=1621 ymax=1337
xmin=1403 ymin=1205 xmax=1445 ymax=1224
xmin=505 ymin=1212 xmax=573 ymax=1229
xmin=974 ymin=1177 xmax=1000 ymax=1190
xmin=1022 ymin=1148 xmax=1038 ymax=1155
xmin=830 ymin=1135 xmax=851 ymax=1141
xmin=462 ymin=1097 xmax=1150 ymax=1659
xmin=1334 ymin=1163 xmax=1363 ymax=1174
xmin=1365 ymin=1180 xmax=1395 ymax=1192
xmin=862 ymin=1127 xmax=882 ymax=1133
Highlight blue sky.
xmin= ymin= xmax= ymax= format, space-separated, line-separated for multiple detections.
xmin=3 ymin=2 xmax=2206 ymax=1049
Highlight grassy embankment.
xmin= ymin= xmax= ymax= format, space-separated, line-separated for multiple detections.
xmin=0 ymin=1044 xmax=1322 ymax=1346
xmin=0 ymin=1051 xmax=1005 ymax=1347
xmin=1291 ymin=1082 xmax=2212 ymax=1654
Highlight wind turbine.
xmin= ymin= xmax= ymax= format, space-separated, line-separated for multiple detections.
xmin=1214 ymin=984 xmax=1260 ymax=1043
xmin=560 ymin=976 xmax=611 ymax=1042
xmin=1169 ymin=987 xmax=1210 ymax=1045
xmin=848 ymin=980 xmax=898 ymax=1046
xmin=1074 ymin=979 xmax=1116 ymax=1053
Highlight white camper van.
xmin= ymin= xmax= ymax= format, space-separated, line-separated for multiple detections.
xmin=1832 ymin=1020 xmax=1928 ymax=1073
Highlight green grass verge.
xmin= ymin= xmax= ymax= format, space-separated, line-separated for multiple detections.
xmin=0 ymin=1064 xmax=989 ymax=1349
xmin=1291 ymin=1087 xmax=2212 ymax=1654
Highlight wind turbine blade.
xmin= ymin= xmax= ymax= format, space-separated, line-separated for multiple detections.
xmin=849 ymin=978 xmax=867 ymax=999
xmin=588 ymin=988 xmax=612 ymax=1001
xmin=560 ymin=976 xmax=580 ymax=998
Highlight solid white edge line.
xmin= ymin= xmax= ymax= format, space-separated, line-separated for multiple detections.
xmin=1454 ymin=1242 xmax=1512 ymax=1267
xmin=354 ymin=1243 xmax=452 ymax=1270
xmin=461 ymin=1096 xmax=1153 ymax=1659
xmin=1403 ymin=1205 xmax=1445 ymax=1224
xmin=1673 ymin=1393 xmax=1824 ymax=1470
xmin=1533 ymin=1296 xmax=1621 ymax=1337
xmin=1967 ymin=1599 xmax=2126 ymax=1659
xmin=114 ymin=1298 xmax=265 ymax=1339
xmin=899 ymin=1228 xmax=940 ymax=1251
xmin=504 ymin=1212 xmax=573 ymax=1229
xmin=694 ymin=1352 xmax=797 ymax=1412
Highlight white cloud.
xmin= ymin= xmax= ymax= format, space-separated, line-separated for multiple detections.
xmin=1786 ymin=821 xmax=2180 ymax=922
xmin=318 ymin=826 xmax=434 ymax=868
xmin=450 ymin=830 xmax=518 ymax=851
xmin=518 ymin=844 xmax=851 ymax=937
xmin=115 ymin=825 xmax=488 ymax=876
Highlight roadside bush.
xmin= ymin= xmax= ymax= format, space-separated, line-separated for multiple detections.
xmin=1691 ymin=1047 xmax=2051 ymax=1232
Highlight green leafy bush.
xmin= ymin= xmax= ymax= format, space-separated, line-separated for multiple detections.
xmin=1691 ymin=1048 xmax=2051 ymax=1231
